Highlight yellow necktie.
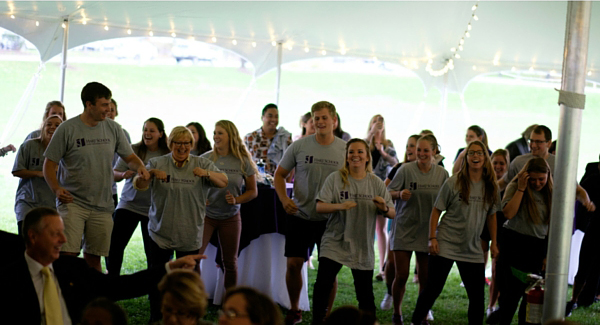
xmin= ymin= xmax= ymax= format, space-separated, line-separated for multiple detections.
xmin=41 ymin=267 xmax=63 ymax=325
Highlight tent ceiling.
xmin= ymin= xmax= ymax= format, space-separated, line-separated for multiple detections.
xmin=1 ymin=1 xmax=599 ymax=93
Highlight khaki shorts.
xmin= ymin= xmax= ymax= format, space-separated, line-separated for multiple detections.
xmin=57 ymin=203 xmax=113 ymax=256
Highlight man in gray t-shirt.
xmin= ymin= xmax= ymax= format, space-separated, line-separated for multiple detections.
xmin=43 ymin=82 xmax=149 ymax=272
xmin=274 ymin=101 xmax=346 ymax=322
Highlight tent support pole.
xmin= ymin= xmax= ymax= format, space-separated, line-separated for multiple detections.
xmin=275 ymin=41 xmax=283 ymax=105
xmin=543 ymin=1 xmax=591 ymax=322
xmin=59 ymin=17 xmax=69 ymax=102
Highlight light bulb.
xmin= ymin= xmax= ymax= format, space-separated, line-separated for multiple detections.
xmin=305 ymin=47 xmax=310 ymax=53
xmin=171 ymin=32 xmax=176 ymax=37
xmin=473 ymin=14 xmax=479 ymax=21
xmin=455 ymin=53 xmax=461 ymax=59
xmin=459 ymin=38 xmax=465 ymax=45
xmin=529 ymin=66 xmax=534 ymax=71
xmin=321 ymin=50 xmax=327 ymax=55
xmin=465 ymin=32 xmax=470 ymax=38
xmin=127 ymin=29 xmax=132 ymax=35
xmin=35 ymin=21 xmax=39 ymax=26
xmin=232 ymin=39 xmax=237 ymax=45
xmin=104 ymin=25 xmax=109 ymax=31
xmin=587 ymin=71 xmax=592 ymax=76
xmin=10 ymin=14 xmax=15 ymax=19
xmin=212 ymin=36 xmax=217 ymax=42
xmin=62 ymin=23 xmax=66 ymax=28
xmin=467 ymin=23 xmax=472 ymax=31
xmin=82 ymin=20 xmax=86 ymax=25
xmin=149 ymin=31 xmax=153 ymax=36
xmin=252 ymin=42 xmax=257 ymax=48
xmin=511 ymin=66 xmax=516 ymax=72
xmin=472 ymin=4 xmax=477 ymax=11
xmin=271 ymin=41 xmax=277 ymax=46
xmin=459 ymin=45 xmax=464 ymax=51
xmin=472 ymin=65 xmax=477 ymax=70
xmin=450 ymin=47 xmax=456 ymax=52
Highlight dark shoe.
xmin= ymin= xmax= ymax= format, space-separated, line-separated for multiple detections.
xmin=392 ymin=313 xmax=403 ymax=325
xmin=565 ymin=301 xmax=577 ymax=317
xmin=285 ymin=310 xmax=302 ymax=325
xmin=486 ymin=308 xmax=500 ymax=324
xmin=375 ymin=272 xmax=384 ymax=281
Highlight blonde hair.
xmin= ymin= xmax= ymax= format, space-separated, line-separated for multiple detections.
xmin=366 ymin=114 xmax=392 ymax=151
xmin=208 ymin=120 xmax=258 ymax=176
xmin=168 ymin=126 xmax=195 ymax=148
xmin=38 ymin=115 xmax=63 ymax=147
xmin=491 ymin=149 xmax=510 ymax=166
xmin=456 ymin=140 xmax=498 ymax=207
xmin=340 ymin=138 xmax=373 ymax=188
xmin=311 ymin=101 xmax=336 ymax=119
xmin=158 ymin=269 xmax=208 ymax=319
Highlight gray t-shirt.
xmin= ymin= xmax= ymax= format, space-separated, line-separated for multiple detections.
xmin=44 ymin=116 xmax=134 ymax=212
xmin=13 ymin=139 xmax=56 ymax=222
xmin=372 ymin=146 xmax=397 ymax=181
xmin=146 ymin=154 xmax=222 ymax=251
xmin=503 ymin=153 xmax=556 ymax=183
xmin=317 ymin=172 xmax=393 ymax=270
xmin=502 ymin=182 xmax=549 ymax=239
xmin=24 ymin=130 xmax=41 ymax=142
xmin=388 ymin=161 xmax=449 ymax=252
xmin=201 ymin=151 xmax=256 ymax=219
xmin=435 ymin=175 xmax=500 ymax=263
xmin=279 ymin=135 xmax=346 ymax=221
xmin=115 ymin=148 xmax=165 ymax=216
xmin=111 ymin=128 xmax=131 ymax=195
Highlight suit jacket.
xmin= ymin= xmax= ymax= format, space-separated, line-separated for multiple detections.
xmin=0 ymin=230 xmax=25 ymax=264
xmin=505 ymin=137 xmax=529 ymax=163
xmin=0 ymin=255 xmax=166 ymax=324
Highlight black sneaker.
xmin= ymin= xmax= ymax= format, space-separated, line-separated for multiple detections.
xmin=565 ymin=301 xmax=577 ymax=317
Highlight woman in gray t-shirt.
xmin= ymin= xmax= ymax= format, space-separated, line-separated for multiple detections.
xmin=13 ymin=115 xmax=63 ymax=235
xmin=312 ymin=139 xmax=395 ymax=324
xmin=387 ymin=134 xmax=448 ymax=323
xmin=496 ymin=157 xmax=553 ymax=324
xmin=412 ymin=140 xmax=500 ymax=325
xmin=199 ymin=120 xmax=258 ymax=290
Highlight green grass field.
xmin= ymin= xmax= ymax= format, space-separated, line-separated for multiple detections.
xmin=1 ymin=58 xmax=599 ymax=324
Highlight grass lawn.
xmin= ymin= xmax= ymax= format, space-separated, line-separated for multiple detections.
xmin=1 ymin=57 xmax=600 ymax=324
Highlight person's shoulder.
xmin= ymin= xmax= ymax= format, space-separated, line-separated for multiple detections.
xmin=333 ymin=136 xmax=347 ymax=148
xmin=245 ymin=128 xmax=261 ymax=138
xmin=199 ymin=150 xmax=214 ymax=159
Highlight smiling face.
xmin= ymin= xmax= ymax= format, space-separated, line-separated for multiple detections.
xmin=313 ymin=108 xmax=336 ymax=136
xmin=187 ymin=125 xmax=200 ymax=145
xmin=213 ymin=125 xmax=230 ymax=151
xmin=86 ymin=97 xmax=111 ymax=122
xmin=405 ymin=137 xmax=417 ymax=162
xmin=465 ymin=129 xmax=481 ymax=144
xmin=43 ymin=116 xmax=62 ymax=142
xmin=261 ymin=108 xmax=279 ymax=134
xmin=466 ymin=144 xmax=485 ymax=170
xmin=170 ymin=135 xmax=193 ymax=163
xmin=106 ymin=102 xmax=117 ymax=120
xmin=491 ymin=155 xmax=508 ymax=179
xmin=529 ymin=131 xmax=550 ymax=157
xmin=528 ymin=171 xmax=548 ymax=191
xmin=143 ymin=121 xmax=162 ymax=149
xmin=347 ymin=141 xmax=369 ymax=171
xmin=416 ymin=139 xmax=434 ymax=165
xmin=303 ymin=117 xmax=316 ymax=136
xmin=219 ymin=294 xmax=252 ymax=325
xmin=27 ymin=215 xmax=66 ymax=266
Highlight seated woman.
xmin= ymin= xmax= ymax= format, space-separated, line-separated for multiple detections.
xmin=158 ymin=269 xmax=211 ymax=325
xmin=312 ymin=138 xmax=395 ymax=324
xmin=219 ymin=286 xmax=282 ymax=325
xmin=134 ymin=126 xmax=228 ymax=321
xmin=13 ymin=115 xmax=63 ymax=235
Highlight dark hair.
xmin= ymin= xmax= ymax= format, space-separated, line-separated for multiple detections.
xmin=300 ymin=112 xmax=312 ymax=136
xmin=334 ymin=112 xmax=345 ymax=139
xmin=110 ymin=98 xmax=118 ymax=108
xmin=532 ymin=125 xmax=552 ymax=141
xmin=512 ymin=157 xmax=553 ymax=224
xmin=262 ymin=103 xmax=278 ymax=116
xmin=223 ymin=287 xmax=282 ymax=325
xmin=81 ymin=82 xmax=111 ymax=109
xmin=81 ymin=297 xmax=128 ymax=325
xmin=403 ymin=134 xmax=421 ymax=163
xmin=325 ymin=306 xmax=377 ymax=325
xmin=186 ymin=122 xmax=212 ymax=155
xmin=456 ymin=140 xmax=499 ymax=207
xmin=134 ymin=117 xmax=170 ymax=161
xmin=22 ymin=207 xmax=59 ymax=245
xmin=549 ymin=140 xmax=557 ymax=155
xmin=467 ymin=125 xmax=489 ymax=149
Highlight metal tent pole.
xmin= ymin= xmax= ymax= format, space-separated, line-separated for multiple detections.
xmin=543 ymin=1 xmax=592 ymax=322
xmin=275 ymin=41 xmax=283 ymax=105
xmin=59 ymin=17 xmax=69 ymax=102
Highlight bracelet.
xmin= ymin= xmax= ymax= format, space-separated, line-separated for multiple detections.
xmin=206 ymin=170 xmax=210 ymax=178
xmin=429 ymin=237 xmax=437 ymax=240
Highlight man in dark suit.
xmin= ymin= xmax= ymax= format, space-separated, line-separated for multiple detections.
xmin=0 ymin=207 xmax=202 ymax=325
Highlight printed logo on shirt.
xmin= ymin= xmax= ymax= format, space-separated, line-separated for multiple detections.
xmin=161 ymin=175 xmax=195 ymax=185
xmin=410 ymin=182 xmax=441 ymax=191
xmin=339 ymin=191 xmax=374 ymax=201
xmin=76 ymin=138 xmax=111 ymax=147
xmin=304 ymin=156 xmax=339 ymax=166
xmin=340 ymin=191 xmax=349 ymax=200
xmin=30 ymin=158 xmax=41 ymax=166
xmin=220 ymin=168 xmax=243 ymax=175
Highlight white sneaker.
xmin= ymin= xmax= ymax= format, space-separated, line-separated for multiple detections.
xmin=380 ymin=293 xmax=393 ymax=310
xmin=486 ymin=307 xmax=496 ymax=318
xmin=427 ymin=310 xmax=434 ymax=321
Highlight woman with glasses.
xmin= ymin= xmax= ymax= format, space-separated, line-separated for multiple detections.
xmin=219 ymin=286 xmax=282 ymax=325
xmin=199 ymin=120 xmax=258 ymax=290
xmin=411 ymin=140 xmax=500 ymax=325
xmin=106 ymin=117 xmax=170 ymax=275
xmin=158 ymin=269 xmax=212 ymax=325
xmin=387 ymin=134 xmax=448 ymax=325
xmin=452 ymin=125 xmax=491 ymax=175
xmin=134 ymin=126 xmax=228 ymax=322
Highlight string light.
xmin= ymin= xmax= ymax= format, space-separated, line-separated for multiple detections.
xmin=473 ymin=14 xmax=479 ymax=21
xmin=472 ymin=4 xmax=478 ymax=10
xmin=171 ymin=32 xmax=176 ymax=37
xmin=211 ymin=36 xmax=217 ymax=42
xmin=286 ymin=43 xmax=292 ymax=50
xmin=588 ymin=71 xmax=592 ymax=76
xmin=232 ymin=39 xmax=237 ymax=45
xmin=454 ymin=53 xmax=461 ymax=59
xmin=305 ymin=47 xmax=310 ymax=53
xmin=340 ymin=48 xmax=346 ymax=55
xmin=459 ymin=38 xmax=465 ymax=45
xmin=127 ymin=29 xmax=132 ymax=35
xmin=149 ymin=31 xmax=154 ymax=36
xmin=252 ymin=42 xmax=257 ymax=47
xmin=529 ymin=66 xmax=534 ymax=72
xmin=467 ymin=23 xmax=472 ymax=31
xmin=450 ymin=48 xmax=456 ymax=52
xmin=62 ymin=23 xmax=66 ymax=28
xmin=465 ymin=32 xmax=470 ymax=38
xmin=271 ymin=41 xmax=277 ymax=46
xmin=10 ymin=14 xmax=15 ymax=19
xmin=472 ymin=65 xmax=477 ymax=70
xmin=104 ymin=25 xmax=109 ymax=31
xmin=458 ymin=45 xmax=464 ymax=51
xmin=35 ymin=21 xmax=39 ymax=26
xmin=82 ymin=20 xmax=87 ymax=25
xmin=511 ymin=66 xmax=517 ymax=72
xmin=321 ymin=50 xmax=327 ymax=55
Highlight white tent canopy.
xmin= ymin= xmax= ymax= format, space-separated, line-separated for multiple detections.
xmin=1 ymin=1 xmax=600 ymax=94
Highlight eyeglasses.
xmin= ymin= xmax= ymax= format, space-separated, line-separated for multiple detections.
xmin=467 ymin=150 xmax=484 ymax=156
xmin=218 ymin=309 xmax=250 ymax=319
xmin=529 ymin=139 xmax=548 ymax=145
xmin=172 ymin=141 xmax=192 ymax=147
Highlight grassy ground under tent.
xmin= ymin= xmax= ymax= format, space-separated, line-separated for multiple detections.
xmin=1 ymin=57 xmax=599 ymax=324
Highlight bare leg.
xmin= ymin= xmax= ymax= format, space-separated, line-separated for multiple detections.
xmin=286 ymin=257 xmax=305 ymax=311
xmin=376 ymin=215 xmax=388 ymax=273
xmin=392 ymin=250 xmax=412 ymax=315
xmin=415 ymin=252 xmax=429 ymax=294
xmin=489 ymin=255 xmax=500 ymax=308
xmin=385 ymin=248 xmax=396 ymax=293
